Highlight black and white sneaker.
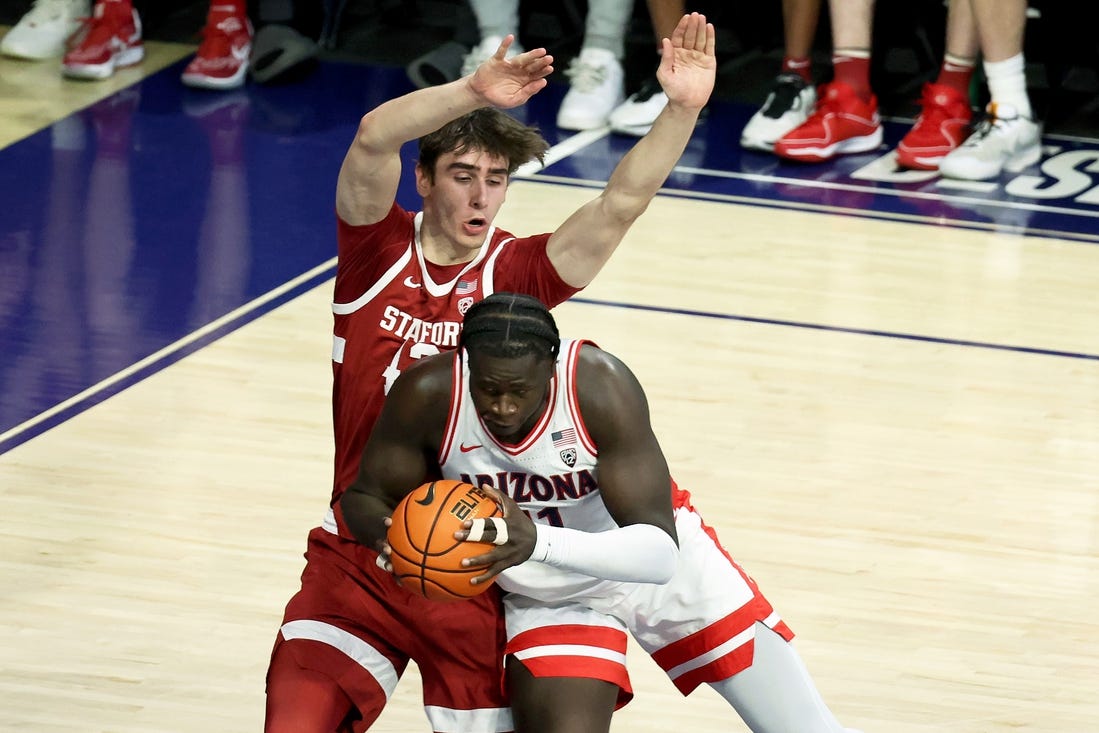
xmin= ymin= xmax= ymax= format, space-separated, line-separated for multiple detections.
xmin=608 ymin=76 xmax=668 ymax=137
xmin=740 ymin=73 xmax=817 ymax=152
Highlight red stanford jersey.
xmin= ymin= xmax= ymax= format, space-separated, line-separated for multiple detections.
xmin=328 ymin=203 xmax=579 ymax=526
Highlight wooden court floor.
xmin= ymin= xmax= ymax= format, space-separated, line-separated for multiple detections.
xmin=1 ymin=39 xmax=1098 ymax=733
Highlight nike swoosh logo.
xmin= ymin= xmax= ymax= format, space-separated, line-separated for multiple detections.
xmin=403 ymin=276 xmax=421 ymax=288
xmin=415 ymin=482 xmax=436 ymax=505
xmin=459 ymin=443 xmax=482 ymax=453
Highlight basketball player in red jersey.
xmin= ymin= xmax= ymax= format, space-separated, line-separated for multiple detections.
xmin=264 ymin=13 xmax=717 ymax=733
xmin=343 ymin=293 xmax=866 ymax=733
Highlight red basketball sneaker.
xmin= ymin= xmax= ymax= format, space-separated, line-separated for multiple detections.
xmin=181 ymin=4 xmax=253 ymax=90
xmin=895 ymin=83 xmax=973 ymax=170
xmin=61 ymin=0 xmax=143 ymax=80
xmin=773 ymin=81 xmax=882 ymax=163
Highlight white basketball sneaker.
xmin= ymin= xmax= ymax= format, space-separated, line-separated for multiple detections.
xmin=1 ymin=0 xmax=87 ymax=60
xmin=938 ymin=102 xmax=1041 ymax=180
xmin=460 ymin=34 xmax=524 ymax=77
xmin=740 ymin=73 xmax=817 ymax=152
xmin=556 ymin=47 xmax=624 ymax=131
xmin=608 ymin=76 xmax=668 ymax=137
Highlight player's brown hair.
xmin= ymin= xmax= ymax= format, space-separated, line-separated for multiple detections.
xmin=417 ymin=108 xmax=549 ymax=180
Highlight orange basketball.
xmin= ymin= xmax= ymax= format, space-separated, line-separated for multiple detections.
xmin=386 ymin=479 xmax=503 ymax=601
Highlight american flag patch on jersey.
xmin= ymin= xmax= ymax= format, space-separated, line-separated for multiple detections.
xmin=552 ymin=428 xmax=576 ymax=447
xmin=455 ymin=278 xmax=477 ymax=295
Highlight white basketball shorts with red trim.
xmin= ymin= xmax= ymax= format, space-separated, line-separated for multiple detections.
xmin=502 ymin=506 xmax=794 ymax=704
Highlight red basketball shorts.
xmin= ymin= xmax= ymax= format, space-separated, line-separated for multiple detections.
xmin=269 ymin=518 xmax=513 ymax=732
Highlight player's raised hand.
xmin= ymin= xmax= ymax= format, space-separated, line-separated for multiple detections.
xmin=656 ymin=12 xmax=716 ymax=112
xmin=455 ymin=483 xmax=537 ymax=583
xmin=467 ymin=35 xmax=554 ymax=109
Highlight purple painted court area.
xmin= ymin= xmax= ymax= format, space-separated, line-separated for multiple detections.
xmin=0 ymin=60 xmax=410 ymax=447
xmin=2 ymin=58 xmax=1099 ymax=454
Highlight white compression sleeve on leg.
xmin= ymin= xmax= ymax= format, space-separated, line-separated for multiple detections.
xmin=528 ymin=522 xmax=678 ymax=583
xmin=708 ymin=622 xmax=851 ymax=733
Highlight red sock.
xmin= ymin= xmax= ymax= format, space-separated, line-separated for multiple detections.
xmin=936 ymin=54 xmax=976 ymax=96
xmin=782 ymin=55 xmax=813 ymax=84
xmin=832 ymin=51 xmax=872 ymax=102
xmin=212 ymin=0 xmax=247 ymax=15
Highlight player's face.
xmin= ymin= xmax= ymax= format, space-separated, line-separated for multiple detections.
xmin=418 ymin=149 xmax=509 ymax=253
xmin=467 ymin=351 xmax=554 ymax=443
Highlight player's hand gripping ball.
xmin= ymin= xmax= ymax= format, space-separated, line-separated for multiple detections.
xmin=386 ymin=480 xmax=503 ymax=601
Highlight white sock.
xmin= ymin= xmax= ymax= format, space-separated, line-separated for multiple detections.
xmin=983 ymin=53 xmax=1032 ymax=118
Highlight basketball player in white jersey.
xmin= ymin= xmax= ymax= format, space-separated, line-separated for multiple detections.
xmin=266 ymin=14 xmax=717 ymax=733
xmin=342 ymin=293 xmax=866 ymax=733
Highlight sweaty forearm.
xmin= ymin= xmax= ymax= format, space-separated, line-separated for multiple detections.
xmin=529 ymin=522 xmax=679 ymax=584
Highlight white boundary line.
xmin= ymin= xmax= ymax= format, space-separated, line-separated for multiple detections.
xmin=669 ymin=165 xmax=1099 ymax=221
xmin=0 ymin=258 xmax=338 ymax=449
xmin=513 ymin=128 xmax=612 ymax=178
xmin=516 ymin=132 xmax=1099 ymax=228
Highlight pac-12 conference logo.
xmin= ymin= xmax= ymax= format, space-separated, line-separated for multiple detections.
xmin=552 ymin=428 xmax=577 ymax=467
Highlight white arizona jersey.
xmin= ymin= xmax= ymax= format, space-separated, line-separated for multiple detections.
xmin=440 ymin=339 xmax=796 ymax=700
xmin=440 ymin=338 xmax=625 ymax=602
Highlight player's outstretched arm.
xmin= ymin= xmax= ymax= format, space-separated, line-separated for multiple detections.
xmin=336 ymin=38 xmax=554 ymax=226
xmin=543 ymin=13 xmax=716 ymax=287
